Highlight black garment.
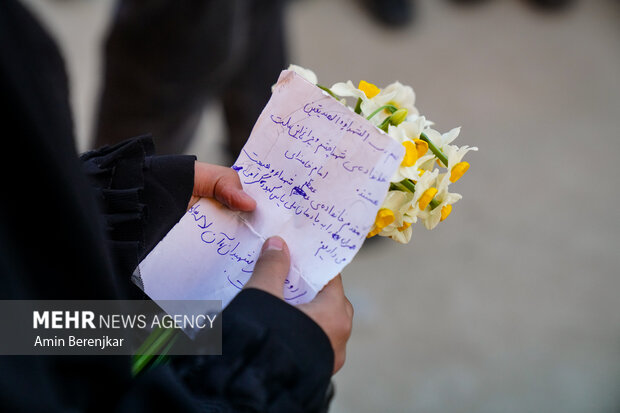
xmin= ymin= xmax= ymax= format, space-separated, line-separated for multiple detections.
xmin=94 ymin=0 xmax=288 ymax=160
xmin=0 ymin=1 xmax=333 ymax=412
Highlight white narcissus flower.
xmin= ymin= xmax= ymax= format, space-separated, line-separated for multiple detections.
xmin=330 ymin=80 xmax=367 ymax=100
xmin=384 ymin=220 xmax=413 ymax=243
xmin=330 ymin=79 xmax=382 ymax=101
xmin=287 ymin=64 xmax=318 ymax=85
xmin=379 ymin=196 xmax=417 ymax=244
xmin=367 ymin=190 xmax=413 ymax=239
xmin=409 ymin=169 xmax=439 ymax=214
xmin=388 ymin=115 xmax=426 ymax=141
xmin=387 ymin=120 xmax=434 ymax=182
xmin=418 ymin=173 xmax=462 ymax=230
xmin=406 ymin=113 xmax=435 ymax=129
xmin=412 ymin=126 xmax=460 ymax=170
xmin=383 ymin=169 xmax=440 ymax=243
xmin=443 ymin=144 xmax=478 ymax=183
xmin=421 ymin=127 xmax=460 ymax=152
xmin=360 ymin=81 xmax=419 ymax=125
xmin=381 ymin=211 xmax=415 ymax=244
xmin=330 ymin=79 xmax=384 ymax=113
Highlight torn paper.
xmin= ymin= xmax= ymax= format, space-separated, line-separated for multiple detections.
xmin=135 ymin=70 xmax=404 ymax=310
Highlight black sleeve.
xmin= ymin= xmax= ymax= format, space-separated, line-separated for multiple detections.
xmin=80 ymin=136 xmax=196 ymax=295
xmin=122 ymin=289 xmax=334 ymax=413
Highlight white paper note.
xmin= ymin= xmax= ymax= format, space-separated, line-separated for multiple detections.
xmin=134 ymin=70 xmax=404 ymax=311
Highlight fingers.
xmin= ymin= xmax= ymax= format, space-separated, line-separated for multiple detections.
xmin=312 ymin=275 xmax=353 ymax=317
xmin=243 ymin=237 xmax=290 ymax=299
xmin=313 ymin=274 xmax=345 ymax=302
xmin=345 ymin=298 xmax=354 ymax=318
xmin=192 ymin=162 xmax=256 ymax=211
xmin=297 ymin=273 xmax=353 ymax=374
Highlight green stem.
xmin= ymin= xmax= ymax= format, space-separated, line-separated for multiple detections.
xmin=366 ymin=104 xmax=398 ymax=121
xmin=317 ymin=84 xmax=339 ymax=100
xmin=419 ymin=132 xmax=449 ymax=167
xmin=391 ymin=181 xmax=410 ymax=193
xmin=398 ymin=179 xmax=417 ymax=193
xmin=354 ymin=98 xmax=362 ymax=114
xmin=378 ymin=117 xmax=390 ymax=132
xmin=150 ymin=333 xmax=180 ymax=369
xmin=134 ymin=324 xmax=165 ymax=356
xmin=132 ymin=327 xmax=178 ymax=377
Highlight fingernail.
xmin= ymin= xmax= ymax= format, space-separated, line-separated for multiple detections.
xmin=238 ymin=191 xmax=256 ymax=208
xmin=263 ymin=236 xmax=284 ymax=253
xmin=243 ymin=193 xmax=257 ymax=205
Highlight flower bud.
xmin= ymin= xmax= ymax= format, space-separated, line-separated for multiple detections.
xmin=389 ymin=108 xmax=408 ymax=126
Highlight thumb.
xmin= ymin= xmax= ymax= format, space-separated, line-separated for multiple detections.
xmin=243 ymin=236 xmax=290 ymax=299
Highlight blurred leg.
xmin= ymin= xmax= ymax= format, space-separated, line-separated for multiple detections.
xmin=221 ymin=0 xmax=288 ymax=162
xmin=93 ymin=0 xmax=245 ymax=154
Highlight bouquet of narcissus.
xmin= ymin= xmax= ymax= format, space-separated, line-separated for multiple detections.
xmin=287 ymin=64 xmax=478 ymax=244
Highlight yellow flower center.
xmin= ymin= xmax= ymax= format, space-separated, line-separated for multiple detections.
xmin=366 ymin=227 xmax=381 ymax=238
xmin=440 ymin=204 xmax=452 ymax=221
xmin=413 ymin=139 xmax=428 ymax=158
xmin=450 ymin=162 xmax=470 ymax=182
xmin=358 ymin=80 xmax=380 ymax=98
xmin=375 ymin=208 xmax=395 ymax=229
xmin=418 ymin=187 xmax=438 ymax=210
xmin=397 ymin=222 xmax=411 ymax=232
xmin=401 ymin=141 xmax=418 ymax=167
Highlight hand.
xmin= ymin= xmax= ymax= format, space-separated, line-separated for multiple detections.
xmin=189 ymin=161 xmax=256 ymax=211
xmin=244 ymin=236 xmax=354 ymax=374
xmin=297 ymin=274 xmax=353 ymax=374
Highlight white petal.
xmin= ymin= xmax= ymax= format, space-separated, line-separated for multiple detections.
xmin=422 ymin=128 xmax=443 ymax=148
xmin=422 ymin=209 xmax=442 ymax=230
xmin=442 ymin=127 xmax=461 ymax=145
xmin=330 ymin=81 xmax=365 ymax=99
xmin=390 ymin=225 xmax=413 ymax=243
xmin=445 ymin=145 xmax=478 ymax=169
xmin=382 ymin=190 xmax=412 ymax=212
xmin=288 ymin=64 xmax=318 ymax=84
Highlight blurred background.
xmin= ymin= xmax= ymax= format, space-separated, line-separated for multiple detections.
xmin=23 ymin=0 xmax=620 ymax=411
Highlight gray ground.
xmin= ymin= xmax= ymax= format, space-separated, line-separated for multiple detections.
xmin=25 ymin=0 xmax=620 ymax=411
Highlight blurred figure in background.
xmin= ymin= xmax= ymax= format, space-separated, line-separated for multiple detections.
xmin=362 ymin=0 xmax=415 ymax=27
xmin=449 ymin=0 xmax=575 ymax=10
xmin=361 ymin=0 xmax=576 ymax=29
xmin=94 ymin=0 xmax=575 ymax=161
xmin=93 ymin=0 xmax=288 ymax=161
